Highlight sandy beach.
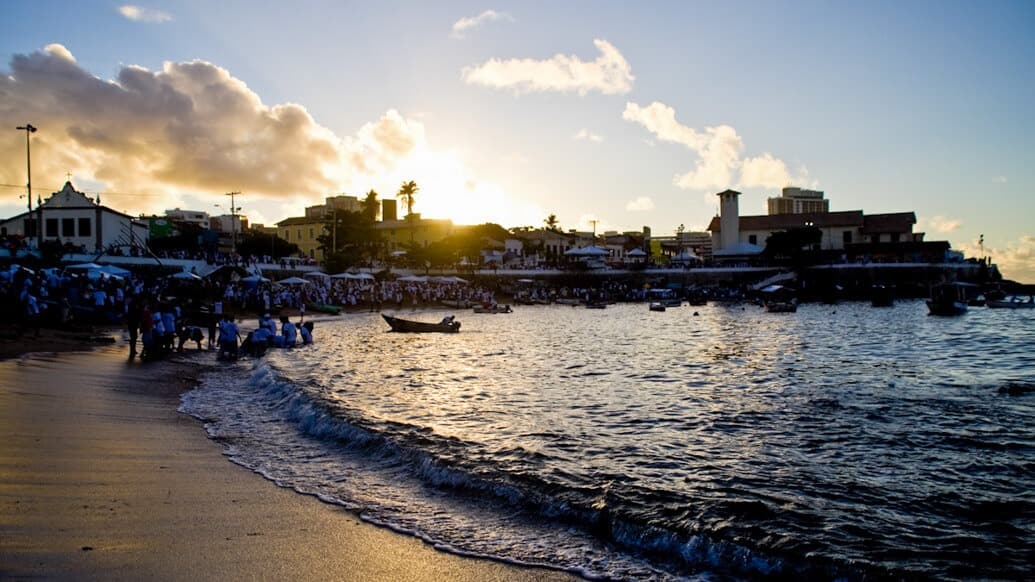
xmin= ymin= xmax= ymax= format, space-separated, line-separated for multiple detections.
xmin=0 ymin=343 xmax=574 ymax=581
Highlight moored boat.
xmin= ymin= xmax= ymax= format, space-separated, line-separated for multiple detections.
xmin=871 ymin=285 xmax=894 ymax=307
xmin=649 ymin=302 xmax=666 ymax=312
xmin=382 ymin=314 xmax=461 ymax=333
xmin=987 ymin=296 xmax=1035 ymax=309
xmin=306 ymin=302 xmax=342 ymax=314
xmin=927 ymin=282 xmax=977 ymax=316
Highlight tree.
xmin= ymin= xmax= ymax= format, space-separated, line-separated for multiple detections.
xmin=544 ymin=213 xmax=560 ymax=232
xmin=317 ymin=208 xmax=381 ymax=271
xmin=763 ymin=226 xmax=823 ymax=267
xmin=361 ymin=189 xmax=379 ymax=222
xmin=397 ymin=181 xmax=419 ymax=216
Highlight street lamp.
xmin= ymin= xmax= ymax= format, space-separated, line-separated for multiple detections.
xmin=16 ymin=124 xmax=39 ymax=247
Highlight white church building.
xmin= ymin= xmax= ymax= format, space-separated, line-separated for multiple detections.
xmin=0 ymin=181 xmax=149 ymax=252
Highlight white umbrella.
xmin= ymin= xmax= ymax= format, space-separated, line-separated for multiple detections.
xmin=241 ymin=274 xmax=270 ymax=283
xmin=277 ymin=276 xmax=312 ymax=285
xmin=564 ymin=246 xmax=608 ymax=257
xmin=98 ymin=264 xmax=132 ymax=277
xmin=330 ymin=272 xmax=355 ymax=279
xmin=304 ymin=271 xmax=330 ymax=280
xmin=352 ymin=272 xmax=375 ymax=280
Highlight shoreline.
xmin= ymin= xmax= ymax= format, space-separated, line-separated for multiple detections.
xmin=0 ymin=343 xmax=575 ymax=580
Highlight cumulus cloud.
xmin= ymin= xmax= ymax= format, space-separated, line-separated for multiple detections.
xmin=462 ymin=39 xmax=633 ymax=95
xmin=924 ymin=215 xmax=963 ymax=233
xmin=623 ymin=101 xmax=805 ymax=190
xmin=118 ymin=5 xmax=172 ymax=23
xmin=451 ymin=10 xmax=513 ymax=38
xmin=573 ymin=128 xmax=603 ymax=143
xmin=957 ymin=235 xmax=1035 ymax=283
xmin=0 ymin=45 xmax=425 ymax=211
xmin=625 ymin=196 xmax=654 ymax=211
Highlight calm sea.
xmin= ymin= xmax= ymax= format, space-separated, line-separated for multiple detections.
xmin=181 ymin=300 xmax=1034 ymax=579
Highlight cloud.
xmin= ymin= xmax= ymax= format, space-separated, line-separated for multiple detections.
xmin=118 ymin=5 xmax=172 ymax=23
xmin=623 ymin=101 xmax=805 ymax=190
xmin=573 ymin=129 xmax=603 ymax=143
xmin=625 ymin=196 xmax=654 ymax=211
xmin=925 ymin=215 xmax=963 ymax=233
xmin=0 ymin=45 xmax=429 ymax=213
xmin=462 ymin=39 xmax=634 ymax=95
xmin=956 ymin=235 xmax=1035 ymax=283
xmin=451 ymin=10 xmax=513 ymax=39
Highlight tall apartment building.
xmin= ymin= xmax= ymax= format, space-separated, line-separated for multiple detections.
xmin=767 ymin=187 xmax=829 ymax=215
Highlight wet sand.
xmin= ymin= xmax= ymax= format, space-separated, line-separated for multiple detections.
xmin=0 ymin=344 xmax=574 ymax=581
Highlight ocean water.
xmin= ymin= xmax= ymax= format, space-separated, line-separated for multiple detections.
xmin=181 ymin=300 xmax=1034 ymax=579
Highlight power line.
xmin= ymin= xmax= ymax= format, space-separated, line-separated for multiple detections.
xmin=0 ymin=183 xmax=166 ymax=197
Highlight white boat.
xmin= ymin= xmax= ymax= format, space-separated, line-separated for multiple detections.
xmin=473 ymin=304 xmax=513 ymax=314
xmin=987 ymin=296 xmax=1034 ymax=309
xmin=649 ymin=302 xmax=666 ymax=312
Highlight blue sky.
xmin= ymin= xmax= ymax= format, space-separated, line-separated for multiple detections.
xmin=1 ymin=1 xmax=1033 ymax=280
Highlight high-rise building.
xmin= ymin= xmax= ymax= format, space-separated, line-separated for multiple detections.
xmin=767 ymin=187 xmax=829 ymax=215
xmin=381 ymin=199 xmax=398 ymax=221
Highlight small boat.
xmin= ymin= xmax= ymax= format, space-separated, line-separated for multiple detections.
xmin=987 ymin=296 xmax=1035 ymax=309
xmin=585 ymin=302 xmax=607 ymax=309
xmin=765 ymin=300 xmax=798 ymax=313
xmin=306 ymin=302 xmax=342 ymax=314
xmin=927 ymin=282 xmax=977 ymax=316
xmin=761 ymin=284 xmax=798 ymax=313
xmin=871 ymin=285 xmax=894 ymax=307
xmin=473 ymin=304 xmax=513 ymax=314
xmin=649 ymin=302 xmax=666 ymax=312
xmin=382 ymin=314 xmax=461 ymax=333
xmin=555 ymin=298 xmax=581 ymax=306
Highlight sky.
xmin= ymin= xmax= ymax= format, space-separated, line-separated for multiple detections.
xmin=1 ymin=1 xmax=1033 ymax=281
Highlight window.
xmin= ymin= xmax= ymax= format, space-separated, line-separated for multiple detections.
xmin=62 ymin=218 xmax=75 ymax=237
xmin=46 ymin=218 xmax=58 ymax=237
xmin=78 ymin=218 xmax=92 ymax=237
xmin=23 ymin=218 xmax=37 ymax=237
xmin=296 ymin=229 xmax=301 ymax=240
xmin=842 ymin=231 xmax=852 ymax=244
xmin=748 ymin=234 xmax=757 ymax=245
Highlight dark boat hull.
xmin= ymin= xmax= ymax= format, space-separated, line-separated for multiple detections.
xmin=382 ymin=314 xmax=461 ymax=333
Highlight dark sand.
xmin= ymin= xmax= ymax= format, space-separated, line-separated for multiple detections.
xmin=0 ymin=344 xmax=575 ymax=581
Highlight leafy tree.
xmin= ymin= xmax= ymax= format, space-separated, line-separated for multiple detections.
xmin=361 ymin=189 xmax=379 ymax=221
xmin=238 ymin=229 xmax=297 ymax=259
xmin=763 ymin=226 xmax=823 ymax=266
xmin=317 ymin=208 xmax=382 ymax=270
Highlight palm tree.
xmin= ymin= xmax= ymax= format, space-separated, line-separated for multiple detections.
xmin=544 ymin=213 xmax=560 ymax=232
xmin=398 ymin=181 xmax=419 ymax=217
xmin=398 ymin=180 xmax=419 ymax=244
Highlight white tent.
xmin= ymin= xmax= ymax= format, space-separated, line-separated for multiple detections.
xmin=277 ymin=276 xmax=312 ymax=285
xmin=170 ymin=271 xmax=202 ymax=280
xmin=671 ymin=250 xmax=701 ymax=263
xmin=626 ymin=248 xmax=648 ymax=257
xmin=304 ymin=271 xmax=330 ymax=280
xmin=98 ymin=264 xmax=131 ymax=277
xmin=564 ymin=246 xmax=608 ymax=257
xmin=397 ymin=275 xmax=428 ymax=282
xmin=241 ymin=274 xmax=270 ymax=283
xmin=65 ymin=262 xmax=103 ymax=271
xmin=332 ymin=272 xmax=376 ymax=280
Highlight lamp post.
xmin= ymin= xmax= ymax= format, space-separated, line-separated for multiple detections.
xmin=15 ymin=124 xmax=39 ymax=247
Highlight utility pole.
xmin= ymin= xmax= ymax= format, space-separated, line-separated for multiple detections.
xmin=16 ymin=123 xmax=38 ymax=248
xmin=225 ymin=191 xmax=241 ymax=256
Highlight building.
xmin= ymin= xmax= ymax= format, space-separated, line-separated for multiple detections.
xmin=164 ymin=208 xmax=210 ymax=229
xmin=768 ymin=187 xmax=829 ymax=215
xmin=0 ymin=181 xmax=148 ymax=252
xmin=381 ymin=199 xmax=398 ymax=221
xmin=707 ymin=189 xmax=951 ymax=263
xmin=276 ymin=216 xmax=327 ymax=260
xmin=375 ymin=214 xmax=454 ymax=253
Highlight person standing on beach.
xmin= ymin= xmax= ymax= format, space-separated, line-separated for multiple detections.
xmin=126 ymin=297 xmax=142 ymax=358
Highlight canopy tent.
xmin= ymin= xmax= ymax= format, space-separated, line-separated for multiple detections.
xmin=671 ymin=250 xmax=701 ymax=263
xmin=240 ymin=274 xmax=270 ymax=283
xmin=304 ymin=271 xmax=331 ymax=280
xmin=397 ymin=275 xmax=428 ymax=283
xmin=331 ymin=272 xmax=375 ymax=280
xmin=97 ymin=264 xmax=131 ymax=277
xmin=170 ymin=271 xmax=202 ymax=281
xmin=65 ymin=262 xmax=103 ymax=271
xmin=626 ymin=248 xmax=648 ymax=257
xmin=276 ymin=276 xmax=312 ymax=285
xmin=564 ymin=246 xmax=609 ymax=257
